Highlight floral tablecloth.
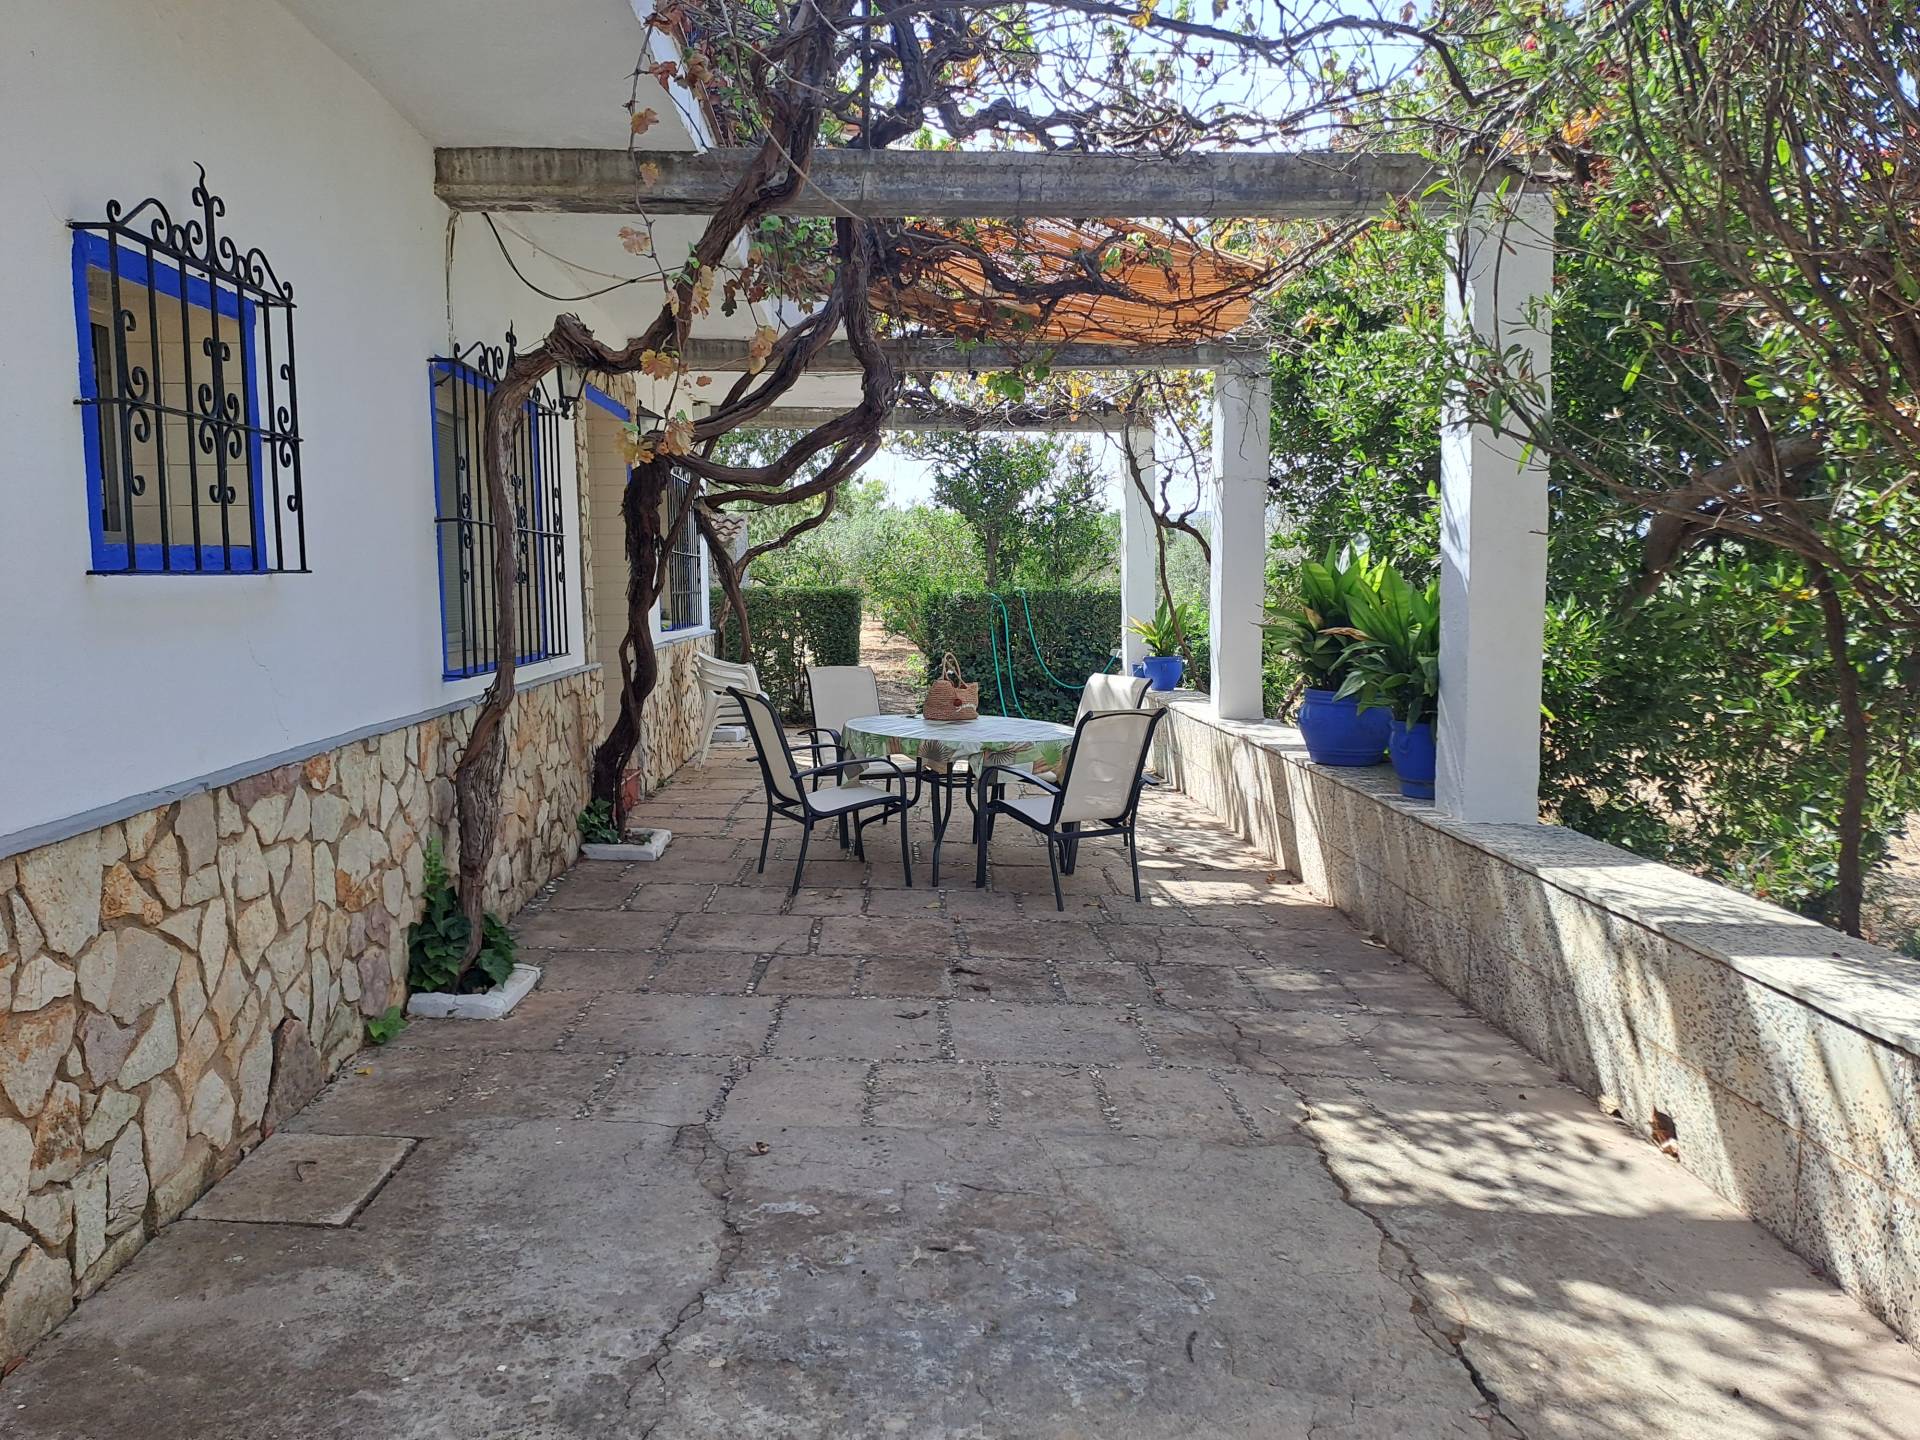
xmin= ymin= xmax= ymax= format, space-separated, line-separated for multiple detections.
xmin=841 ymin=713 xmax=1073 ymax=776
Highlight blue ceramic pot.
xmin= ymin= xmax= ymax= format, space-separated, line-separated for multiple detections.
xmin=1137 ymin=655 xmax=1186 ymax=692
xmin=1388 ymin=717 xmax=1436 ymax=800
xmin=1297 ymin=688 xmax=1390 ymax=766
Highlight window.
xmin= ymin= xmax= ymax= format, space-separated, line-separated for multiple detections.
xmin=659 ymin=468 xmax=705 ymax=632
xmin=70 ymin=170 xmax=304 ymax=573
xmin=428 ymin=347 xmax=571 ymax=678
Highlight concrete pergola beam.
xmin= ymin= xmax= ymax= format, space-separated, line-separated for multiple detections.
xmin=435 ymin=147 xmax=1439 ymax=219
xmin=683 ymin=338 xmax=1242 ymax=374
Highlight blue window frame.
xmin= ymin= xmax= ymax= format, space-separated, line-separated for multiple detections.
xmin=71 ymin=230 xmax=271 ymax=573
xmin=429 ymin=354 xmax=570 ymax=679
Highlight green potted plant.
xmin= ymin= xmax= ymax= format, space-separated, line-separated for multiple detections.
xmin=1334 ymin=564 xmax=1440 ymax=799
xmin=1125 ymin=597 xmax=1197 ymax=691
xmin=1261 ymin=547 xmax=1391 ymax=765
xmin=404 ymin=838 xmax=540 ymax=1019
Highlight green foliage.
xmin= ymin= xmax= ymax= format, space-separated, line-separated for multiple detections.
xmin=903 ymin=432 xmax=1111 ymax=589
xmin=577 ymin=800 xmax=621 ymax=846
xmin=712 ymin=585 xmax=862 ymax=720
xmin=1263 ymin=223 xmax=1920 ymax=927
xmin=741 ymin=480 xmax=978 ymax=656
xmin=1335 ymin=565 xmax=1441 ymax=727
xmin=922 ymin=589 xmax=1136 ymax=725
xmin=366 ymin=1006 xmax=408 ymax=1046
xmin=1265 ymin=227 xmax=1447 ymax=567
xmin=834 ymin=508 xmax=978 ymax=654
xmin=1261 ymin=547 xmax=1388 ymax=691
xmin=1124 ymin=597 xmax=1198 ymax=659
xmin=1156 ymin=523 xmax=1212 ymax=610
xmin=407 ymin=839 xmax=517 ymax=996
xmin=1540 ymin=566 xmax=1920 ymax=920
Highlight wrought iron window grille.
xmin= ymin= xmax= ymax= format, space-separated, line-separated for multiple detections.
xmin=429 ymin=336 xmax=572 ymax=680
xmin=660 ymin=469 xmax=704 ymax=633
xmin=70 ymin=166 xmax=305 ymax=574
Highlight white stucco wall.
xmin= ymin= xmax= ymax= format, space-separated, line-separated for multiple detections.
xmin=0 ymin=0 xmax=646 ymax=842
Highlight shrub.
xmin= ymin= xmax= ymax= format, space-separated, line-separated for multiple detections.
xmin=1124 ymin=597 xmax=1200 ymax=659
xmin=366 ymin=1006 xmax=408 ymax=1045
xmin=921 ymin=588 xmax=1181 ymax=724
xmin=577 ymin=800 xmax=621 ymax=845
xmin=713 ymin=585 xmax=862 ymax=720
xmin=407 ymin=838 xmax=516 ymax=995
xmin=1262 ymin=547 xmax=1388 ymax=692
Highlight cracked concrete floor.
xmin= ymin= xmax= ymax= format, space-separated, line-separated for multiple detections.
xmin=7 ymin=752 xmax=1920 ymax=1439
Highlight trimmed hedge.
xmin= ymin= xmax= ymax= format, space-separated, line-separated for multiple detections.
xmin=917 ymin=588 xmax=1194 ymax=724
xmin=713 ymin=586 xmax=862 ymax=720
xmin=922 ymin=589 xmax=1215 ymax=723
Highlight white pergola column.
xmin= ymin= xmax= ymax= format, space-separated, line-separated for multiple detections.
xmin=1209 ymin=365 xmax=1271 ymax=721
xmin=1119 ymin=423 xmax=1159 ymax=672
xmin=1436 ymin=195 xmax=1553 ymax=824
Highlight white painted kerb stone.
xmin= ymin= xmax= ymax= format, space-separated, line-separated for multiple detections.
xmin=405 ymin=964 xmax=543 ymax=1021
xmin=581 ymin=830 xmax=671 ymax=862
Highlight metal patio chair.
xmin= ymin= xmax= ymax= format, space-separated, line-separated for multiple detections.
xmin=975 ymin=706 xmax=1168 ymax=909
xmin=803 ymin=664 xmax=916 ymax=848
xmin=731 ymin=686 xmax=922 ymax=895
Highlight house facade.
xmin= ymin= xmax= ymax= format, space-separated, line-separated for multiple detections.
xmin=0 ymin=0 xmax=748 ymax=1357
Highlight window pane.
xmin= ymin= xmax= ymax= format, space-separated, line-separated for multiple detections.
xmin=86 ymin=263 xmax=258 ymax=567
xmin=432 ymin=398 xmax=471 ymax=673
xmin=429 ymin=359 xmax=566 ymax=677
xmin=90 ymin=322 xmax=122 ymax=537
xmin=659 ymin=472 xmax=702 ymax=631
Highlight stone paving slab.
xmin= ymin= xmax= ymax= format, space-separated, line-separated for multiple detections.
xmin=769 ymin=996 xmax=944 ymax=1061
xmin=6 ymin=749 xmax=1920 ymax=1438
xmin=186 ymin=1133 xmax=415 ymax=1226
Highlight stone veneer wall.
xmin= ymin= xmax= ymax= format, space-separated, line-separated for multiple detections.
xmin=628 ymin=634 xmax=717 ymax=801
xmin=1155 ymin=693 xmax=1920 ymax=1343
xmin=0 ymin=665 xmax=599 ymax=1361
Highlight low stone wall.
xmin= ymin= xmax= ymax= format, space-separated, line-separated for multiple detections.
xmin=1155 ymin=693 xmax=1920 ymax=1343
xmin=0 ymin=665 xmax=599 ymax=1361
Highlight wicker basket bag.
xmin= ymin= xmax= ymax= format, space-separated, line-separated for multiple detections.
xmin=923 ymin=652 xmax=980 ymax=722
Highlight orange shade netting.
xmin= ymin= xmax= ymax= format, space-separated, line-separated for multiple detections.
xmin=875 ymin=218 xmax=1261 ymax=347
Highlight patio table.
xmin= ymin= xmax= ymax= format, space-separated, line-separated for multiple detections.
xmin=841 ymin=713 xmax=1074 ymax=885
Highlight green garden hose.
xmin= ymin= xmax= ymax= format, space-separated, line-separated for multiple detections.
xmin=1018 ymin=589 xmax=1102 ymax=694
xmin=986 ymin=592 xmax=1028 ymax=718
xmin=983 ymin=590 xmax=1122 ymax=718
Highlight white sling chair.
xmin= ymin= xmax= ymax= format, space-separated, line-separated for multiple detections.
xmin=694 ymin=653 xmax=761 ymax=767
xmin=1005 ymin=671 xmax=1151 ymax=791
xmin=804 ymin=664 xmax=914 ymax=784
xmin=975 ymin=706 xmax=1168 ymax=909
xmin=1077 ymin=671 xmax=1151 ymax=718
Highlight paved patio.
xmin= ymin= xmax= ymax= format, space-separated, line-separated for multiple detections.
xmin=5 ymin=749 xmax=1919 ymax=1438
